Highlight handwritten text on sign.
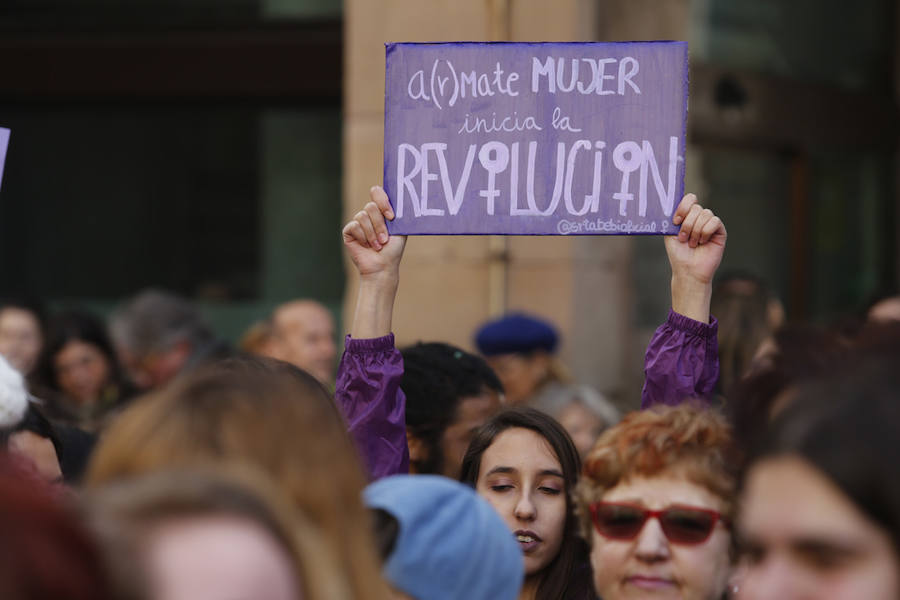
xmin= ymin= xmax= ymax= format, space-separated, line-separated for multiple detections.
xmin=383 ymin=42 xmax=688 ymax=235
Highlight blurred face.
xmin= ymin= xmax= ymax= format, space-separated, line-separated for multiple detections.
xmin=485 ymin=353 xmax=549 ymax=405
xmin=476 ymin=427 xmax=567 ymax=576
xmin=0 ymin=308 xmax=42 ymax=374
xmin=590 ymin=474 xmax=732 ymax=600
xmin=118 ymin=343 xmax=191 ymax=391
xmin=144 ymin=515 xmax=300 ymax=600
xmin=556 ymin=401 xmax=606 ymax=459
xmin=272 ymin=303 xmax=336 ymax=385
xmin=439 ymin=389 xmax=501 ymax=480
xmin=738 ymin=456 xmax=900 ymax=600
xmin=54 ymin=340 xmax=112 ymax=406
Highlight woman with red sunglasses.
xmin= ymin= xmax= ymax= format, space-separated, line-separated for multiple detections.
xmin=575 ymin=404 xmax=740 ymax=600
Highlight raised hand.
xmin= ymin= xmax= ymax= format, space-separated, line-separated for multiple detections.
xmin=664 ymin=194 xmax=727 ymax=323
xmin=342 ymin=186 xmax=406 ymax=338
xmin=342 ymin=186 xmax=407 ymax=282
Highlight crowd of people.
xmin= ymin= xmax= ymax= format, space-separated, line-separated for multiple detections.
xmin=0 ymin=186 xmax=897 ymax=600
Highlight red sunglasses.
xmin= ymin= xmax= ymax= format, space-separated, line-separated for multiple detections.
xmin=589 ymin=501 xmax=727 ymax=545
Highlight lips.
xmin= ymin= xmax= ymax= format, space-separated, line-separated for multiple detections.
xmin=625 ymin=575 xmax=676 ymax=590
xmin=514 ymin=529 xmax=542 ymax=553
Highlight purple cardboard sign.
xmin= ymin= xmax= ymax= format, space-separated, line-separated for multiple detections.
xmin=0 ymin=128 xmax=9 ymax=192
xmin=384 ymin=42 xmax=688 ymax=235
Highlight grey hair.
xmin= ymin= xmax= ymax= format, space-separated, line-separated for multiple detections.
xmin=109 ymin=289 xmax=212 ymax=357
xmin=533 ymin=383 xmax=621 ymax=428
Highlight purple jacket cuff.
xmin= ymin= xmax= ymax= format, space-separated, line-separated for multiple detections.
xmin=335 ymin=333 xmax=409 ymax=481
xmin=641 ymin=309 xmax=720 ymax=409
xmin=344 ymin=333 xmax=396 ymax=353
xmin=665 ymin=308 xmax=718 ymax=339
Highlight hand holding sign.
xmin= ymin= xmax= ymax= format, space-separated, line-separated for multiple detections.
xmin=343 ymin=186 xmax=407 ymax=338
xmin=343 ymin=186 xmax=406 ymax=271
xmin=665 ymin=194 xmax=727 ymax=323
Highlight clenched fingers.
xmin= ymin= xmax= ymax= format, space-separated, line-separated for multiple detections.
xmin=672 ymin=193 xmax=698 ymax=226
xmin=698 ymin=215 xmax=725 ymax=245
xmin=354 ymin=209 xmax=381 ymax=250
xmin=364 ymin=201 xmax=389 ymax=246
xmin=688 ymin=208 xmax=715 ymax=248
xmin=370 ymin=185 xmax=395 ymax=221
xmin=342 ymin=220 xmax=368 ymax=246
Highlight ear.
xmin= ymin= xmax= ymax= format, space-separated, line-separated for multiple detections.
xmin=406 ymin=429 xmax=428 ymax=474
xmin=726 ymin=563 xmax=747 ymax=599
xmin=529 ymin=351 xmax=552 ymax=380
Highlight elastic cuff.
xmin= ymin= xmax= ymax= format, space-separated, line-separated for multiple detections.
xmin=666 ymin=309 xmax=718 ymax=339
xmin=344 ymin=333 xmax=396 ymax=353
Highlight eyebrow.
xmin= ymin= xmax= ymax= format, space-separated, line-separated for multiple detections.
xmin=792 ymin=538 xmax=864 ymax=557
xmin=485 ymin=466 xmax=564 ymax=479
xmin=486 ymin=466 xmax=516 ymax=477
xmin=612 ymin=498 xmax=647 ymax=506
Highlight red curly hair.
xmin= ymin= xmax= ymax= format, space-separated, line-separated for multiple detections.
xmin=574 ymin=404 xmax=740 ymax=542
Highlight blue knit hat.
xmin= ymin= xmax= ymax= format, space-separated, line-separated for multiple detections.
xmin=474 ymin=313 xmax=559 ymax=356
xmin=364 ymin=475 xmax=523 ymax=600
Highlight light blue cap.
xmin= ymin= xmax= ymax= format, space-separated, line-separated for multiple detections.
xmin=364 ymin=475 xmax=524 ymax=600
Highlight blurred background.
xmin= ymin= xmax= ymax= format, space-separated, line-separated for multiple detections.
xmin=0 ymin=0 xmax=897 ymax=408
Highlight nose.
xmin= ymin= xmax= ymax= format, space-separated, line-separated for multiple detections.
xmin=514 ymin=491 xmax=536 ymax=521
xmin=68 ymin=365 xmax=89 ymax=385
xmin=634 ymin=516 xmax=671 ymax=562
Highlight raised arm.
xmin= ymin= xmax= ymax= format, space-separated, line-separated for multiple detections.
xmin=335 ymin=186 xmax=409 ymax=479
xmin=665 ymin=193 xmax=726 ymax=324
xmin=343 ymin=186 xmax=406 ymax=337
xmin=642 ymin=194 xmax=726 ymax=408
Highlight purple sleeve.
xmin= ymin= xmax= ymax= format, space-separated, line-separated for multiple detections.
xmin=335 ymin=333 xmax=410 ymax=480
xmin=641 ymin=309 xmax=719 ymax=409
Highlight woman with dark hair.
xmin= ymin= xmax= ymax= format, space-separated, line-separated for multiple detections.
xmin=0 ymin=297 xmax=47 ymax=376
xmin=737 ymin=357 xmax=900 ymax=600
xmin=460 ymin=407 xmax=594 ymax=599
xmin=32 ymin=310 xmax=133 ymax=431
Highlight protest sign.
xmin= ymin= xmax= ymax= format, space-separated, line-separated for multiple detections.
xmin=0 ymin=128 xmax=9 ymax=191
xmin=383 ymin=42 xmax=687 ymax=235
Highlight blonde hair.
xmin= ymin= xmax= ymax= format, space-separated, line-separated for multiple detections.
xmin=84 ymin=467 xmax=348 ymax=600
xmin=86 ymin=356 xmax=387 ymax=600
xmin=575 ymin=404 xmax=740 ymax=543
xmin=238 ymin=319 xmax=274 ymax=355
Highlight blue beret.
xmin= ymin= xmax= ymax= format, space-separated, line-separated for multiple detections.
xmin=475 ymin=313 xmax=559 ymax=356
xmin=364 ymin=475 xmax=523 ymax=600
